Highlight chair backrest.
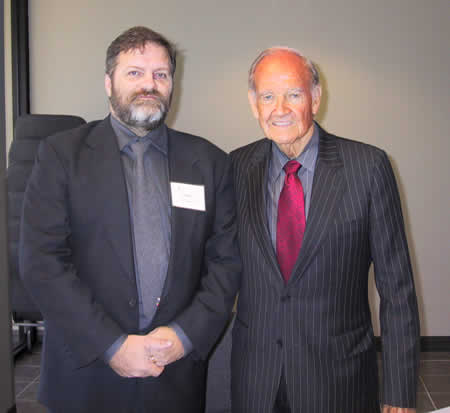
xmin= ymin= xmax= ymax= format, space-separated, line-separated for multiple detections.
xmin=8 ymin=114 xmax=86 ymax=321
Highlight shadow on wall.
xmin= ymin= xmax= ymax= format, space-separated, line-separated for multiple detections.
xmin=389 ymin=156 xmax=424 ymax=334
xmin=315 ymin=63 xmax=329 ymax=124
xmin=366 ymin=155 xmax=423 ymax=337
xmin=165 ymin=51 xmax=184 ymax=128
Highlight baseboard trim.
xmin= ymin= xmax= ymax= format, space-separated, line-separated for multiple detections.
xmin=375 ymin=336 xmax=450 ymax=352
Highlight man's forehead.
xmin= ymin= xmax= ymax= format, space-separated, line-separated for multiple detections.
xmin=256 ymin=52 xmax=307 ymax=77
xmin=254 ymin=57 xmax=309 ymax=91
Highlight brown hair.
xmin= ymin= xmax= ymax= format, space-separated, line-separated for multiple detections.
xmin=105 ymin=26 xmax=176 ymax=77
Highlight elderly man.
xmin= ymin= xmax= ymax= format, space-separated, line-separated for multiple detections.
xmin=230 ymin=47 xmax=420 ymax=413
xmin=20 ymin=26 xmax=240 ymax=412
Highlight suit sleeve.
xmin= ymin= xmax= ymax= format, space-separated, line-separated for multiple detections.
xmin=19 ymin=140 xmax=123 ymax=367
xmin=173 ymin=154 xmax=242 ymax=359
xmin=369 ymin=151 xmax=420 ymax=408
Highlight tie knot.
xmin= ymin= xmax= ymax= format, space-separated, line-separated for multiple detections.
xmin=132 ymin=140 xmax=147 ymax=160
xmin=283 ymin=160 xmax=301 ymax=175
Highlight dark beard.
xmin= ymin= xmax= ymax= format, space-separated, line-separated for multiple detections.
xmin=109 ymin=87 xmax=171 ymax=132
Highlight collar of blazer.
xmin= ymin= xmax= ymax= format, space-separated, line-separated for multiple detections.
xmin=84 ymin=115 xmax=203 ymax=168
xmin=245 ymin=123 xmax=345 ymax=286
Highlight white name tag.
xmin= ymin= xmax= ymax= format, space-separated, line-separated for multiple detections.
xmin=170 ymin=182 xmax=205 ymax=211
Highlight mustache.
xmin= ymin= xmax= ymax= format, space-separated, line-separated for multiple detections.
xmin=131 ymin=89 xmax=165 ymax=102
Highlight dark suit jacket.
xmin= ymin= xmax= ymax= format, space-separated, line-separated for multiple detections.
xmin=19 ymin=117 xmax=241 ymax=413
xmin=230 ymin=124 xmax=420 ymax=413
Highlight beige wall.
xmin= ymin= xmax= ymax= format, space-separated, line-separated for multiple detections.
xmin=28 ymin=0 xmax=450 ymax=336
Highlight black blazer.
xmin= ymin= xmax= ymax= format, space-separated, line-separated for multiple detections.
xmin=230 ymin=124 xmax=420 ymax=413
xmin=20 ymin=117 xmax=241 ymax=412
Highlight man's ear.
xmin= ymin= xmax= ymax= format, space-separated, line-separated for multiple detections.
xmin=104 ymin=74 xmax=112 ymax=98
xmin=312 ymin=85 xmax=322 ymax=116
xmin=248 ymin=90 xmax=260 ymax=120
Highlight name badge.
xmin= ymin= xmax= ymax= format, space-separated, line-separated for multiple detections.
xmin=170 ymin=182 xmax=205 ymax=211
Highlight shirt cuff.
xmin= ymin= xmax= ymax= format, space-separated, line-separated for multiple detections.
xmin=102 ymin=334 xmax=127 ymax=363
xmin=169 ymin=322 xmax=193 ymax=356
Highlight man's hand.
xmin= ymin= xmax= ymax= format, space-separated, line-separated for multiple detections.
xmin=109 ymin=334 xmax=172 ymax=378
xmin=147 ymin=326 xmax=185 ymax=367
xmin=382 ymin=405 xmax=416 ymax=413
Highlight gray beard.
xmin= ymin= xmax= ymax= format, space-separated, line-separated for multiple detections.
xmin=110 ymin=97 xmax=168 ymax=132
xmin=109 ymin=83 xmax=172 ymax=132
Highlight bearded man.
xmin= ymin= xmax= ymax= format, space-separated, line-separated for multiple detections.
xmin=20 ymin=26 xmax=241 ymax=413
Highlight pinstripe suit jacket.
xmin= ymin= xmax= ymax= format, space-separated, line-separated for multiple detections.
xmin=230 ymin=125 xmax=420 ymax=413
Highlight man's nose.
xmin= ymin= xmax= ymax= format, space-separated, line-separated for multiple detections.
xmin=140 ymin=73 xmax=156 ymax=90
xmin=274 ymin=96 xmax=289 ymax=115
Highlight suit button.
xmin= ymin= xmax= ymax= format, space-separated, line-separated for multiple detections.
xmin=128 ymin=298 xmax=137 ymax=308
xmin=281 ymin=295 xmax=291 ymax=302
xmin=276 ymin=339 xmax=283 ymax=348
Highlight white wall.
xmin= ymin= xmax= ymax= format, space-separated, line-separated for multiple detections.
xmin=28 ymin=0 xmax=450 ymax=336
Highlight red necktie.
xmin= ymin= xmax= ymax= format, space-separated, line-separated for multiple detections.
xmin=276 ymin=160 xmax=306 ymax=282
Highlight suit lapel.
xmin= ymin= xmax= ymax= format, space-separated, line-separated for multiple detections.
xmin=84 ymin=117 xmax=135 ymax=281
xmin=247 ymin=140 xmax=284 ymax=287
xmin=161 ymin=129 xmax=202 ymax=300
xmin=289 ymin=126 xmax=345 ymax=283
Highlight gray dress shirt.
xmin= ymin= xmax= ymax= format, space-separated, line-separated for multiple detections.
xmin=266 ymin=124 xmax=319 ymax=250
xmin=104 ymin=115 xmax=192 ymax=361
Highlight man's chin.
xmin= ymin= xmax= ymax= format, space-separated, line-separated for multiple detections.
xmin=131 ymin=114 xmax=165 ymax=131
xmin=267 ymin=135 xmax=299 ymax=145
xmin=131 ymin=106 xmax=160 ymax=120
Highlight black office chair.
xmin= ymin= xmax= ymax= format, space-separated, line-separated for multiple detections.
xmin=8 ymin=114 xmax=86 ymax=356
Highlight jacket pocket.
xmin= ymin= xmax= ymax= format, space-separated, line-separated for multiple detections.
xmin=330 ymin=325 xmax=375 ymax=360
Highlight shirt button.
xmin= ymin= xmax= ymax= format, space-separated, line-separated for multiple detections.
xmin=276 ymin=339 xmax=283 ymax=348
xmin=128 ymin=298 xmax=137 ymax=308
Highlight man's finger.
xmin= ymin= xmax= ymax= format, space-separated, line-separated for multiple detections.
xmin=147 ymin=337 xmax=173 ymax=348
xmin=155 ymin=360 xmax=168 ymax=367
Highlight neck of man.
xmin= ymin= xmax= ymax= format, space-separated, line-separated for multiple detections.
xmin=277 ymin=122 xmax=315 ymax=159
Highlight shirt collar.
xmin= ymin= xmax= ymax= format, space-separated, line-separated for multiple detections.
xmin=269 ymin=122 xmax=319 ymax=183
xmin=110 ymin=114 xmax=168 ymax=156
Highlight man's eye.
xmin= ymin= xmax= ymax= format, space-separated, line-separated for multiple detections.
xmin=289 ymin=93 xmax=300 ymax=99
xmin=154 ymin=72 xmax=168 ymax=79
xmin=261 ymin=94 xmax=273 ymax=102
xmin=128 ymin=71 xmax=141 ymax=77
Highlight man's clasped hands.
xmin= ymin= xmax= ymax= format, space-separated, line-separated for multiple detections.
xmin=109 ymin=326 xmax=185 ymax=378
